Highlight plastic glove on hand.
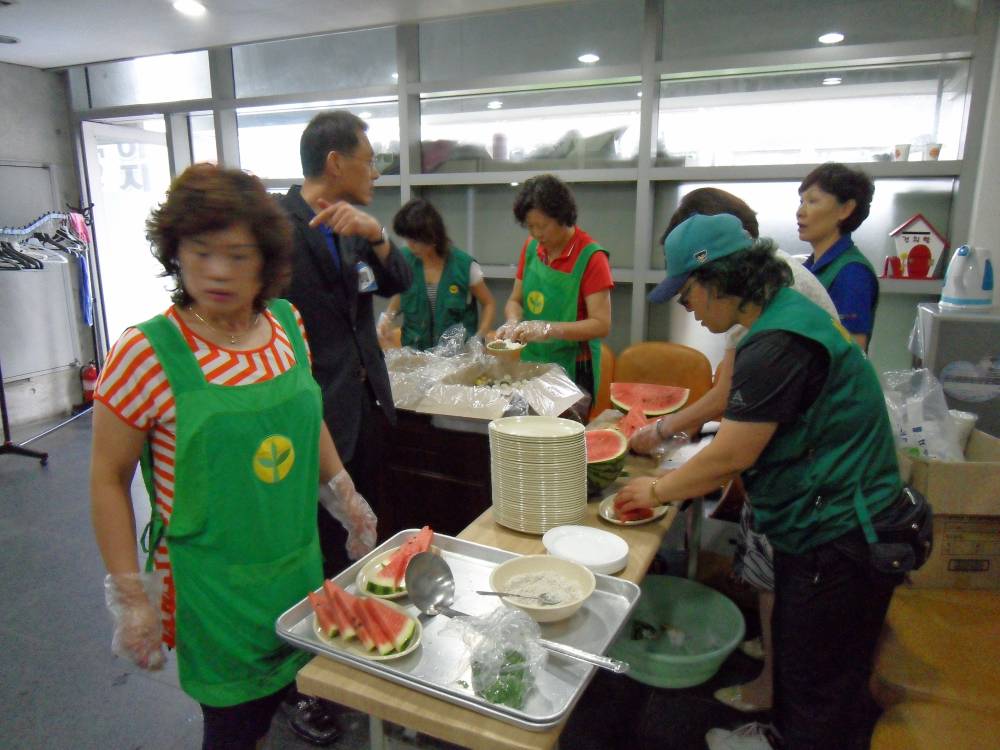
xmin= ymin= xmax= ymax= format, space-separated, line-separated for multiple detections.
xmin=104 ymin=573 xmax=166 ymax=671
xmin=495 ymin=319 xmax=520 ymax=340
xmin=321 ymin=470 xmax=378 ymax=560
xmin=376 ymin=312 xmax=397 ymax=344
xmin=512 ymin=320 xmax=552 ymax=343
xmin=629 ymin=420 xmax=664 ymax=456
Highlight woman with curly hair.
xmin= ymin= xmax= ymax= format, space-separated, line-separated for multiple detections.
xmin=90 ymin=163 xmax=375 ymax=749
xmin=617 ymin=213 xmax=904 ymax=750
xmin=495 ymin=174 xmax=612 ymax=399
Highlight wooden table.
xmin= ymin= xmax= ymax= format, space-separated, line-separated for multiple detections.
xmin=297 ymin=456 xmax=678 ymax=750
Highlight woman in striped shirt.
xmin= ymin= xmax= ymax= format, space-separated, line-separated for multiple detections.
xmin=90 ymin=163 xmax=375 ymax=749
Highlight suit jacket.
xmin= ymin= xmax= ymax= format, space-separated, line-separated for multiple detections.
xmin=280 ymin=185 xmax=412 ymax=461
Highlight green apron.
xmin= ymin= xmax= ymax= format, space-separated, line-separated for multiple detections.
xmin=137 ymin=299 xmax=323 ymax=707
xmin=737 ymin=287 xmax=901 ymax=553
xmin=399 ymin=247 xmax=478 ymax=350
xmin=520 ymin=239 xmax=605 ymax=391
xmin=811 ymin=242 xmax=879 ymax=345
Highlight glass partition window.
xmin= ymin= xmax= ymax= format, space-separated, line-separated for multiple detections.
xmin=657 ymin=61 xmax=969 ymax=167
xmin=652 ymin=178 xmax=956 ymax=272
xmin=189 ymin=113 xmax=217 ymax=164
xmin=232 ymin=28 xmax=397 ymax=98
xmin=86 ymin=52 xmax=211 ymax=108
xmin=420 ymin=84 xmax=642 ymax=173
xmin=237 ymin=100 xmax=400 ymax=180
xmin=419 ymin=0 xmax=643 ymax=82
xmin=662 ymin=0 xmax=977 ymax=60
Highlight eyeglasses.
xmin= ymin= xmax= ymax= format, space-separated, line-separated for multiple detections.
xmin=335 ymin=151 xmax=378 ymax=170
xmin=677 ymin=279 xmax=695 ymax=310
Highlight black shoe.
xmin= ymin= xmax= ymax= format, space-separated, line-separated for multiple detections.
xmin=286 ymin=696 xmax=342 ymax=746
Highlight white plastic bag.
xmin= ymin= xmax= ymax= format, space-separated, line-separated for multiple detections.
xmin=881 ymin=369 xmax=964 ymax=461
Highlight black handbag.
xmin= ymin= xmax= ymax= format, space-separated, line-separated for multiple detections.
xmin=867 ymin=486 xmax=934 ymax=575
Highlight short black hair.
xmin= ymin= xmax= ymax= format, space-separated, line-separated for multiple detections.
xmin=798 ymin=162 xmax=874 ymax=233
xmin=690 ymin=238 xmax=792 ymax=311
xmin=662 ymin=187 xmax=760 ymax=245
xmin=512 ymin=174 xmax=577 ymax=227
xmin=300 ymin=110 xmax=368 ymax=178
xmin=393 ymin=199 xmax=451 ymax=258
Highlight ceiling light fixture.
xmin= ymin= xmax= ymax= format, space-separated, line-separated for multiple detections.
xmin=818 ymin=32 xmax=844 ymax=44
xmin=391 ymin=72 xmax=399 ymax=81
xmin=173 ymin=0 xmax=207 ymax=18
xmin=487 ymin=100 xmax=503 ymax=110
xmin=822 ymin=76 xmax=842 ymax=86
xmin=359 ymin=111 xmax=373 ymax=119
xmin=0 ymin=34 xmax=18 ymax=44
xmin=577 ymin=53 xmax=600 ymax=64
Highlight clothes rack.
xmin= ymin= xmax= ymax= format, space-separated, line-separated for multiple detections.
xmin=1 ymin=210 xmax=94 ymax=466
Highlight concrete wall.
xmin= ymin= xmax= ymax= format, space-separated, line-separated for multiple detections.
xmin=0 ymin=61 xmax=89 ymax=429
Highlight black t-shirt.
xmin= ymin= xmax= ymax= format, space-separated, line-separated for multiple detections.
xmin=725 ymin=330 xmax=830 ymax=423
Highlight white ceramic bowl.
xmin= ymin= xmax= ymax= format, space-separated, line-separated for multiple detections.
xmin=489 ymin=554 xmax=595 ymax=623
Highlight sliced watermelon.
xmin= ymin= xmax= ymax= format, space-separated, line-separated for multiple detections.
xmin=611 ymin=382 xmax=690 ymax=416
xmin=307 ymin=591 xmax=339 ymax=638
xmin=365 ymin=598 xmax=417 ymax=653
xmin=323 ymin=581 xmax=356 ymax=639
xmin=618 ymin=507 xmax=654 ymax=522
xmin=366 ymin=527 xmax=435 ymax=594
xmin=617 ymin=406 xmax=654 ymax=440
xmin=585 ymin=429 xmax=627 ymax=493
xmin=355 ymin=599 xmax=394 ymax=655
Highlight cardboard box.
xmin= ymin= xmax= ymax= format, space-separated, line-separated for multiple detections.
xmin=900 ymin=430 xmax=1000 ymax=590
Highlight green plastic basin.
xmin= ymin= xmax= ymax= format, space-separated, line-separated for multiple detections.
xmin=609 ymin=575 xmax=745 ymax=689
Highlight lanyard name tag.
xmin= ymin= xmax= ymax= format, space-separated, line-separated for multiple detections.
xmin=356 ymin=260 xmax=378 ymax=293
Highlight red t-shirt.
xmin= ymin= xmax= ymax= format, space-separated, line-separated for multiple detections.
xmin=514 ymin=227 xmax=614 ymax=320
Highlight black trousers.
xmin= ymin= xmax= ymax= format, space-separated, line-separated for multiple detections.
xmin=318 ymin=385 xmax=389 ymax=579
xmin=772 ymin=532 xmax=900 ymax=750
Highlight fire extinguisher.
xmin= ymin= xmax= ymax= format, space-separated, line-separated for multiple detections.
xmin=81 ymin=361 xmax=99 ymax=403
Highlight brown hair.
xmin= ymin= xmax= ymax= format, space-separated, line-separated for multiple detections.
xmin=662 ymin=187 xmax=759 ymax=244
xmin=146 ymin=163 xmax=292 ymax=312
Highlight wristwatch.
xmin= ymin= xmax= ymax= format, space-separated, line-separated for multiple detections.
xmin=374 ymin=226 xmax=389 ymax=246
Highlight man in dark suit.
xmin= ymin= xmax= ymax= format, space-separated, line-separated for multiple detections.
xmin=280 ymin=111 xmax=411 ymax=744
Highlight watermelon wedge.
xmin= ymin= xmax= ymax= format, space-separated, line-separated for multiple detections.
xmin=307 ymin=591 xmax=339 ymax=638
xmin=365 ymin=526 xmax=434 ymax=596
xmin=323 ymin=581 xmax=357 ymax=640
xmin=364 ymin=597 xmax=417 ymax=652
xmin=354 ymin=599 xmax=394 ymax=655
xmin=617 ymin=406 xmax=654 ymax=440
xmin=585 ymin=429 xmax=627 ymax=494
xmin=611 ymin=382 xmax=690 ymax=417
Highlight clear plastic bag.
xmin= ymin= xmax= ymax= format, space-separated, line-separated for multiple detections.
xmin=881 ymin=368 xmax=964 ymax=461
xmin=443 ymin=607 xmax=547 ymax=710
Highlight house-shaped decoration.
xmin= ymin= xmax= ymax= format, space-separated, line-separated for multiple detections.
xmin=885 ymin=213 xmax=948 ymax=279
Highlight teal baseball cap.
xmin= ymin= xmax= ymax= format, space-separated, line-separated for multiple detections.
xmin=648 ymin=213 xmax=753 ymax=303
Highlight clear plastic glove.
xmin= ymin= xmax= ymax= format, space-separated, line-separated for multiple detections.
xmin=320 ymin=469 xmax=377 ymax=560
xmin=104 ymin=572 xmax=166 ymax=671
xmin=377 ymin=311 xmax=399 ymax=344
xmin=495 ymin=318 xmax=520 ymax=340
xmin=512 ymin=320 xmax=552 ymax=343
xmin=629 ymin=419 xmax=666 ymax=456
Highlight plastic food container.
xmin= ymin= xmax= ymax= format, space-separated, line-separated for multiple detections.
xmin=608 ymin=575 xmax=745 ymax=688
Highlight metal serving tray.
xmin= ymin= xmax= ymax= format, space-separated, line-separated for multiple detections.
xmin=276 ymin=530 xmax=641 ymax=730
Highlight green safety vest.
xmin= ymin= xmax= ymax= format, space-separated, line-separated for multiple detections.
xmin=399 ymin=247 xmax=479 ymax=350
xmin=520 ymin=239 xmax=605 ymax=393
xmin=811 ymin=242 xmax=880 ymax=337
xmin=137 ymin=299 xmax=323 ymax=706
xmin=736 ymin=287 xmax=901 ymax=554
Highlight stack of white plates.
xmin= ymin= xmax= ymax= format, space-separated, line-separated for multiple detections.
xmin=489 ymin=416 xmax=587 ymax=534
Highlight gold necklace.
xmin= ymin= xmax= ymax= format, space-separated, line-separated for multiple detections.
xmin=187 ymin=307 xmax=261 ymax=345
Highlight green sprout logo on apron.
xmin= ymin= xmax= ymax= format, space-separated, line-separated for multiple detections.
xmin=526 ymin=290 xmax=545 ymax=315
xmin=253 ymin=434 xmax=295 ymax=484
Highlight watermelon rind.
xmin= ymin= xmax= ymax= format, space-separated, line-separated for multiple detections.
xmin=610 ymin=382 xmax=690 ymax=417
xmin=366 ymin=598 xmax=417 ymax=652
xmin=358 ymin=599 xmax=396 ymax=656
xmin=365 ymin=558 xmax=402 ymax=596
xmin=585 ymin=429 xmax=628 ymax=494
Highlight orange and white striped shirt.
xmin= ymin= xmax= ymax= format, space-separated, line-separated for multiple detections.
xmin=95 ymin=304 xmax=311 ymax=648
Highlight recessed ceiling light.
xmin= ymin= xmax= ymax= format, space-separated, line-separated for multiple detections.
xmin=359 ymin=111 xmax=373 ymax=119
xmin=637 ymin=91 xmax=643 ymax=98
xmin=0 ymin=35 xmax=18 ymax=44
xmin=173 ymin=0 xmax=207 ymax=18
xmin=577 ymin=53 xmax=600 ymax=64
xmin=822 ymin=76 xmax=842 ymax=86
xmin=818 ymin=32 xmax=844 ymax=44
xmin=510 ymin=182 xmax=519 ymax=187
xmin=487 ymin=100 xmax=503 ymax=110
xmin=391 ymin=72 xmax=399 ymax=81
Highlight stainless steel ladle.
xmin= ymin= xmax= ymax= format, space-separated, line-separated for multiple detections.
xmin=405 ymin=552 xmax=629 ymax=674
